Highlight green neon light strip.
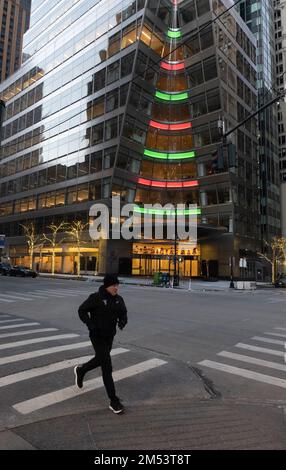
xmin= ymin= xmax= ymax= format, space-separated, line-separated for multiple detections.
xmin=134 ymin=207 xmax=202 ymax=216
xmin=167 ymin=29 xmax=182 ymax=38
xmin=144 ymin=149 xmax=196 ymax=160
xmin=155 ymin=91 xmax=189 ymax=101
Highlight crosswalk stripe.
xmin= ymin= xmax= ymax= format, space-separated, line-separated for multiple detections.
xmin=263 ymin=332 xmax=286 ymax=338
xmin=0 ymin=322 xmax=39 ymax=330
xmin=36 ymin=289 xmax=79 ymax=295
xmin=0 ymin=297 xmax=15 ymax=303
xmin=252 ymin=336 xmax=285 ymax=346
xmin=51 ymin=289 xmax=91 ymax=293
xmin=218 ymin=351 xmax=286 ymax=372
xmin=0 ymin=348 xmax=129 ymax=388
xmin=0 ymin=319 xmax=25 ymax=324
xmin=0 ymin=333 xmax=79 ymax=351
xmin=0 ymin=315 xmax=11 ymax=318
xmin=275 ymin=327 xmax=286 ymax=331
xmin=235 ymin=343 xmax=285 ymax=357
xmin=0 ymin=341 xmax=91 ymax=366
xmin=6 ymin=291 xmax=49 ymax=299
xmin=33 ymin=290 xmax=72 ymax=297
xmin=0 ymin=328 xmax=58 ymax=339
xmin=13 ymin=358 xmax=168 ymax=415
xmin=0 ymin=293 xmax=34 ymax=301
xmin=198 ymin=360 xmax=286 ymax=389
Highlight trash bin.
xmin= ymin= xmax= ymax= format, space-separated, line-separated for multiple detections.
xmin=161 ymin=272 xmax=170 ymax=287
xmin=173 ymin=274 xmax=180 ymax=287
xmin=153 ymin=272 xmax=161 ymax=286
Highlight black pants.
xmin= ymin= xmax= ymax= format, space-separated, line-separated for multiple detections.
xmin=81 ymin=333 xmax=117 ymax=401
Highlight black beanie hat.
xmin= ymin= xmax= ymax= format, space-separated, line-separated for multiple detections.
xmin=103 ymin=274 xmax=120 ymax=288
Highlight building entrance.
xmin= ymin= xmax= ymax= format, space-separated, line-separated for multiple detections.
xmin=132 ymin=242 xmax=200 ymax=277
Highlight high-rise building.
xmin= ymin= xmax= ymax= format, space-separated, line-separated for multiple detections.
xmin=239 ymin=0 xmax=281 ymax=247
xmin=274 ymin=0 xmax=286 ymax=237
xmin=0 ymin=0 xmax=261 ymax=279
xmin=0 ymin=0 xmax=31 ymax=83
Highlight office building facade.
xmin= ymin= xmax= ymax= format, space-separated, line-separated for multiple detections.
xmin=239 ymin=0 xmax=281 ymax=249
xmin=274 ymin=0 xmax=286 ymax=238
xmin=0 ymin=0 xmax=260 ymax=278
xmin=0 ymin=0 xmax=31 ymax=83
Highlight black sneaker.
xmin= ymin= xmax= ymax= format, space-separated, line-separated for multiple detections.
xmin=74 ymin=366 xmax=84 ymax=389
xmin=109 ymin=399 xmax=124 ymax=414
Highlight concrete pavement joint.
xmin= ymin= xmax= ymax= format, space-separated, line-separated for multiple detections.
xmin=188 ymin=365 xmax=222 ymax=399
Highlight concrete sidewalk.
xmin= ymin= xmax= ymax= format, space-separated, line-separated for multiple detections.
xmin=3 ymin=399 xmax=286 ymax=450
xmin=38 ymin=273 xmax=272 ymax=291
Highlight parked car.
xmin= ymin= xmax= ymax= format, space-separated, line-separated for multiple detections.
xmin=9 ymin=265 xmax=37 ymax=278
xmin=275 ymin=275 xmax=286 ymax=288
xmin=0 ymin=262 xmax=11 ymax=276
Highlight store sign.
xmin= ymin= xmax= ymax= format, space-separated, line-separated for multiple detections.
xmin=0 ymin=235 xmax=5 ymax=249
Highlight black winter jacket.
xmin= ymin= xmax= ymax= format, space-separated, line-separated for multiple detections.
xmin=78 ymin=285 xmax=128 ymax=337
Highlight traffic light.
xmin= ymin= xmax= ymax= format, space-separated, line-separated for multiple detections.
xmin=227 ymin=142 xmax=237 ymax=167
xmin=211 ymin=146 xmax=224 ymax=173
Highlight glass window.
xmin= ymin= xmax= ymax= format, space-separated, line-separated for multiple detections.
xmin=91 ymin=123 xmax=104 ymax=145
xmin=107 ymin=60 xmax=120 ymax=84
xmin=67 ymin=187 xmax=77 ymax=204
xmin=200 ymin=24 xmax=213 ymax=50
xmin=77 ymin=185 xmax=89 ymax=202
xmin=55 ymin=191 xmax=65 ymax=206
xmin=121 ymin=51 xmax=135 ymax=77
xmin=106 ymin=89 xmax=119 ymax=113
xmin=196 ymin=0 xmax=210 ymax=16
xmin=187 ymin=62 xmax=203 ymax=87
xmin=108 ymin=32 xmax=121 ymax=57
xmin=90 ymin=151 xmax=102 ymax=172
xmin=93 ymin=68 xmax=106 ymax=92
xmin=105 ymin=117 xmax=118 ymax=140
xmin=207 ymin=89 xmax=221 ymax=112
xmin=203 ymin=56 xmax=217 ymax=81
xmin=181 ymin=1 xmax=196 ymax=24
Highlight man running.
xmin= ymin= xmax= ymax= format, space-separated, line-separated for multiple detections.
xmin=74 ymin=274 xmax=128 ymax=414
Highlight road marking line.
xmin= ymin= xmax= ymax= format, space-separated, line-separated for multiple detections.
xmin=0 ymin=322 xmax=40 ymax=330
xmin=7 ymin=291 xmax=50 ymax=299
xmin=275 ymin=327 xmax=286 ymax=331
xmin=252 ymin=336 xmax=285 ymax=346
xmin=13 ymin=358 xmax=168 ymax=414
xmin=33 ymin=291 xmax=73 ymax=297
xmin=198 ymin=359 xmax=286 ymax=388
xmin=37 ymin=289 xmax=79 ymax=295
xmin=0 ymin=341 xmax=91 ymax=365
xmin=218 ymin=351 xmax=286 ymax=372
xmin=0 ymin=315 xmax=11 ymax=318
xmin=0 ymin=319 xmax=25 ymax=324
xmin=0 ymin=348 xmax=129 ymax=388
xmin=263 ymin=332 xmax=286 ymax=338
xmin=0 ymin=334 xmax=79 ymax=351
xmin=235 ymin=343 xmax=285 ymax=357
xmin=0 ymin=297 xmax=15 ymax=303
xmin=0 ymin=293 xmax=34 ymax=301
xmin=0 ymin=328 xmax=58 ymax=339
xmin=52 ymin=289 xmax=90 ymax=294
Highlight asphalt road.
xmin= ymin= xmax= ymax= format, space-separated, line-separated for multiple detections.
xmin=0 ymin=276 xmax=286 ymax=450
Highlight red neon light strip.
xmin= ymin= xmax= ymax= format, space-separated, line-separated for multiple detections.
xmin=149 ymin=120 xmax=192 ymax=131
xmin=137 ymin=178 xmax=198 ymax=188
xmin=160 ymin=61 xmax=185 ymax=71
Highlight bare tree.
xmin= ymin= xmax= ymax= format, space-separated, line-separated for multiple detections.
xmin=66 ymin=220 xmax=89 ymax=277
xmin=42 ymin=222 xmax=68 ymax=275
xmin=258 ymin=237 xmax=286 ymax=284
xmin=20 ymin=222 xmax=40 ymax=270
